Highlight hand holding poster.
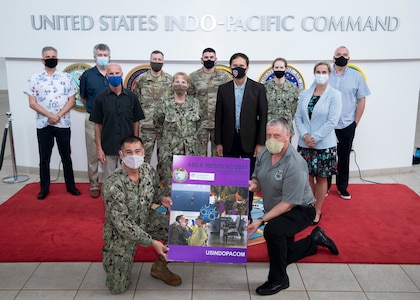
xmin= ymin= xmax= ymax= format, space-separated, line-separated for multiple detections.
xmin=168 ymin=155 xmax=250 ymax=264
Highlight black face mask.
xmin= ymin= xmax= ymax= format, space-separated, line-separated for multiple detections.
xmin=44 ymin=58 xmax=58 ymax=68
xmin=150 ymin=62 xmax=163 ymax=72
xmin=203 ymin=60 xmax=215 ymax=69
xmin=274 ymin=70 xmax=285 ymax=79
xmin=232 ymin=67 xmax=246 ymax=79
xmin=335 ymin=56 xmax=348 ymax=67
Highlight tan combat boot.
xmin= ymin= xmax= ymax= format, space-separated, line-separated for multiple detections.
xmin=150 ymin=255 xmax=182 ymax=286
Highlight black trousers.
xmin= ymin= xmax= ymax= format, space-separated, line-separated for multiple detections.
xmin=223 ymin=130 xmax=256 ymax=219
xmin=335 ymin=121 xmax=356 ymax=191
xmin=37 ymin=126 xmax=76 ymax=192
xmin=264 ymin=205 xmax=317 ymax=284
xmin=327 ymin=121 xmax=357 ymax=191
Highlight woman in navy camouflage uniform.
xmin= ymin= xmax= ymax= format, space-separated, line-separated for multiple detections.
xmin=154 ymin=72 xmax=202 ymax=190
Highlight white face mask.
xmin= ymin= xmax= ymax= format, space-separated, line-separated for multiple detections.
xmin=122 ymin=155 xmax=144 ymax=169
xmin=314 ymin=74 xmax=329 ymax=85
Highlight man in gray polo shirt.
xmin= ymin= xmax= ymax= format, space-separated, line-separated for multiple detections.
xmin=247 ymin=118 xmax=339 ymax=296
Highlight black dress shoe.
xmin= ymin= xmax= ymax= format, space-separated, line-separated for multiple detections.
xmin=311 ymin=226 xmax=339 ymax=255
xmin=66 ymin=187 xmax=81 ymax=196
xmin=37 ymin=190 xmax=49 ymax=200
xmin=256 ymin=277 xmax=289 ymax=295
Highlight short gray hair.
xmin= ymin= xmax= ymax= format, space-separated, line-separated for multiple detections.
xmin=334 ymin=45 xmax=350 ymax=56
xmin=93 ymin=43 xmax=110 ymax=56
xmin=42 ymin=46 xmax=57 ymax=56
xmin=267 ymin=118 xmax=290 ymax=133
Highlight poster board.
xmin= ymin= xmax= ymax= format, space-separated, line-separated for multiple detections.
xmin=168 ymin=155 xmax=250 ymax=264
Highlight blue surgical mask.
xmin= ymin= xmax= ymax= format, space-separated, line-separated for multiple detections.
xmin=97 ymin=57 xmax=109 ymax=67
xmin=108 ymin=76 xmax=122 ymax=87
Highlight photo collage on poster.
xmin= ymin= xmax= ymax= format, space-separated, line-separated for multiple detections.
xmin=168 ymin=155 xmax=250 ymax=264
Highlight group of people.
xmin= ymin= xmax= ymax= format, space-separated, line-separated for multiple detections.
xmin=169 ymin=214 xmax=208 ymax=246
xmin=246 ymin=47 xmax=369 ymax=295
xmin=25 ymin=44 xmax=369 ymax=295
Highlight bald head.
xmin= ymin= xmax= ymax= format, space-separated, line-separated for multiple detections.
xmin=334 ymin=46 xmax=350 ymax=58
xmin=106 ymin=63 xmax=122 ymax=76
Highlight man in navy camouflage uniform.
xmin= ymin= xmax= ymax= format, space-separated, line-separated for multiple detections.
xmin=102 ymin=136 xmax=181 ymax=294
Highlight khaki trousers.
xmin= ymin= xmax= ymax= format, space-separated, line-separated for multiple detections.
xmin=85 ymin=114 xmax=100 ymax=190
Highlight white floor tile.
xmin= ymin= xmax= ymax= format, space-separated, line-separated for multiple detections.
xmin=349 ymin=264 xmax=419 ymax=292
xmin=15 ymin=290 xmax=77 ymax=300
xmin=75 ymin=289 xmax=135 ymax=299
xmin=364 ymin=292 xmax=420 ymax=300
xmin=298 ymin=263 xmax=361 ymax=291
xmin=0 ymin=290 xmax=20 ymax=300
xmin=23 ymin=262 xmax=90 ymax=290
xmin=401 ymin=265 xmax=420 ymax=290
xmin=192 ymin=263 xmax=248 ymax=291
xmin=307 ymin=291 xmax=368 ymax=300
xmin=0 ymin=263 xmax=39 ymax=289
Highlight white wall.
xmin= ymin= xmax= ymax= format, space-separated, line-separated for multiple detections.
xmin=1 ymin=0 xmax=420 ymax=174
xmin=0 ymin=1 xmax=418 ymax=60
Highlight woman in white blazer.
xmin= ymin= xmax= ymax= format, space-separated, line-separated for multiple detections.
xmin=295 ymin=61 xmax=342 ymax=225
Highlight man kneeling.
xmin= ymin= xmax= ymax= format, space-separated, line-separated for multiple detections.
xmin=247 ymin=118 xmax=339 ymax=296
xmin=102 ymin=136 xmax=181 ymax=294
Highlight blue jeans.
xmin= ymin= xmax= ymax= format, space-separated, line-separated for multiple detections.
xmin=37 ymin=126 xmax=76 ymax=192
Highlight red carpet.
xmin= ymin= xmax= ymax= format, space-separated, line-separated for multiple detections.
xmin=0 ymin=182 xmax=420 ymax=264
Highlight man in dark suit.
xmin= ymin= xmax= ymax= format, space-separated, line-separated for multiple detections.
xmin=215 ymin=52 xmax=268 ymax=219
